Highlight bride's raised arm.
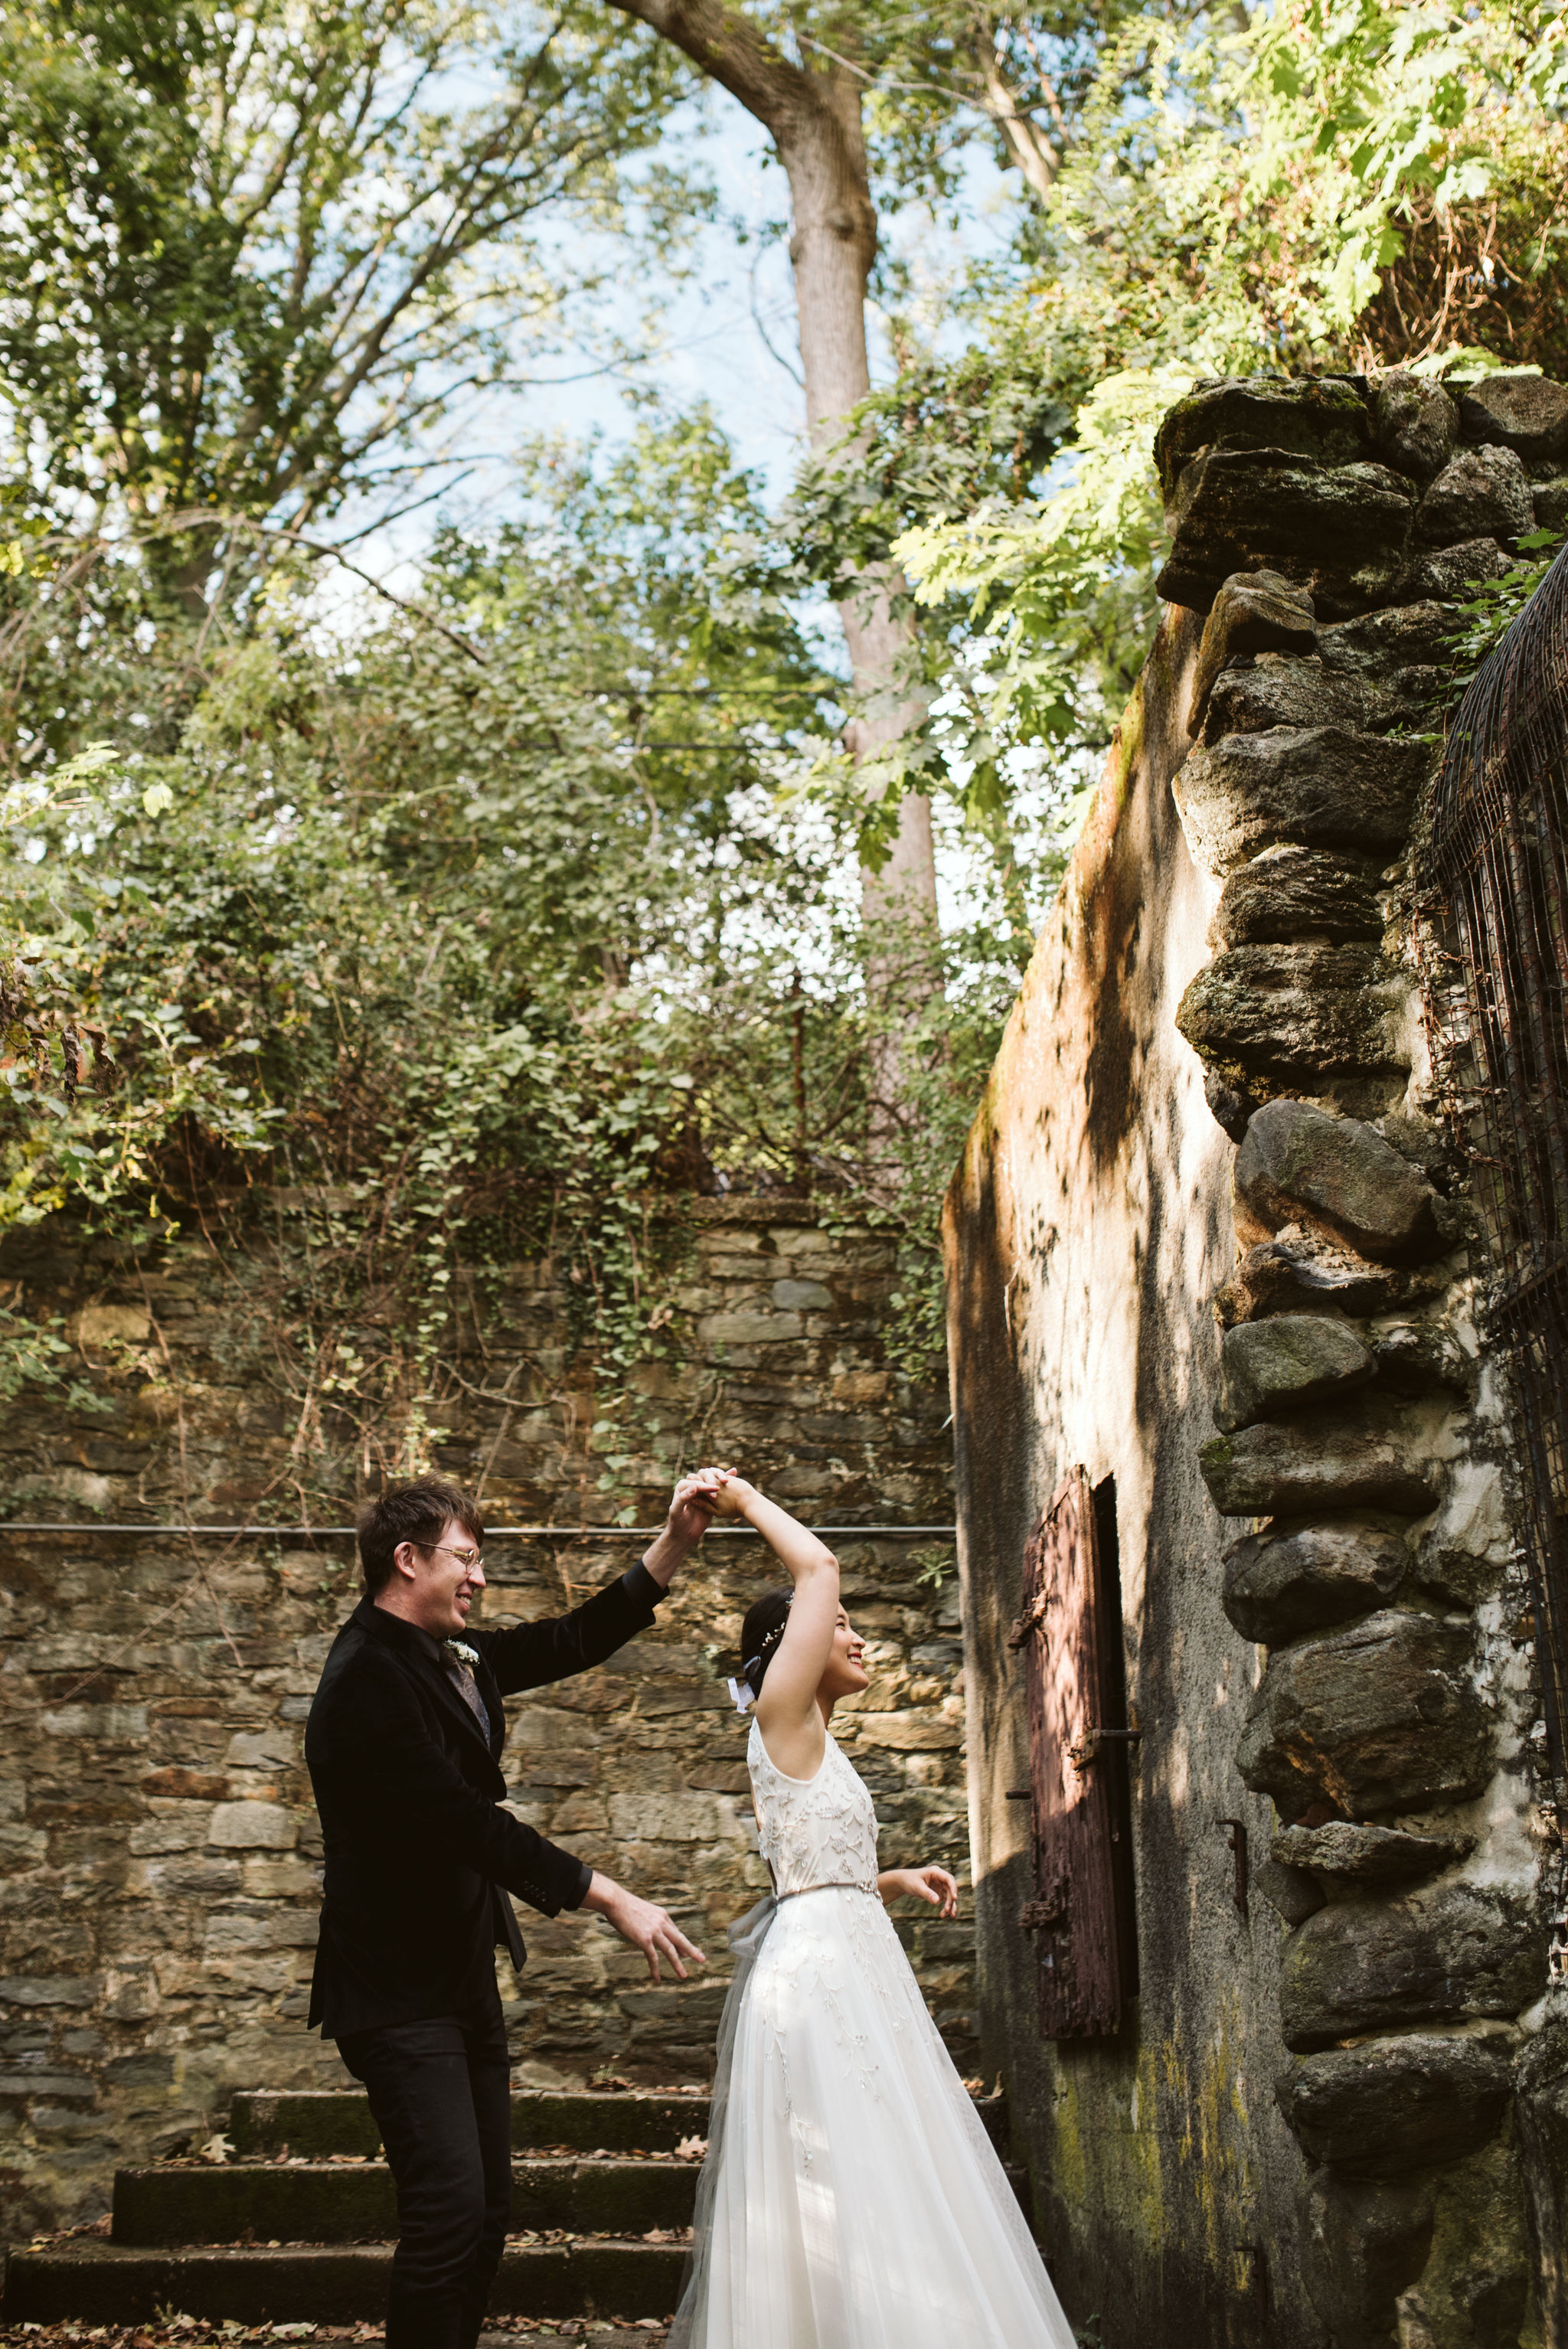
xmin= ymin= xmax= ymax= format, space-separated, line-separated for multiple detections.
xmin=711 ymin=1477 xmax=839 ymax=1779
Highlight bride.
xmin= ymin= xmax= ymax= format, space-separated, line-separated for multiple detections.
xmin=671 ymin=1472 xmax=1078 ymax=2349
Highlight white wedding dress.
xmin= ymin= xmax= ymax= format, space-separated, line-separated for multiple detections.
xmin=668 ymin=1720 xmax=1078 ymax=2349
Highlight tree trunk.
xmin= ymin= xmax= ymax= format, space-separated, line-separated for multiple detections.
xmin=770 ymin=53 xmax=938 ymax=1133
xmin=603 ymin=0 xmax=940 ymax=1003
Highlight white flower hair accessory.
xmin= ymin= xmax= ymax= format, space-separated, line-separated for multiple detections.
xmin=727 ymin=1603 xmax=789 ymax=1714
xmin=446 ymin=1639 xmax=480 ymax=1668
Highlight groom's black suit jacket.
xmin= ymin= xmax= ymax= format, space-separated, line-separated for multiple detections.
xmin=305 ymin=1566 xmax=663 ymax=2038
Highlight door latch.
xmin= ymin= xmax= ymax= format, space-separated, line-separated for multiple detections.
xmin=1067 ymin=1718 xmax=1144 ymax=1774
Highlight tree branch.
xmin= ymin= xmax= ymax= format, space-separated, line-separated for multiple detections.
xmin=602 ymin=0 xmax=820 ymax=144
xmin=975 ymin=40 xmax=1060 ymax=201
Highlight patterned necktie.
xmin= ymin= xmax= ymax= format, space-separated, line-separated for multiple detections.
xmin=442 ymin=1645 xmax=492 ymax=1746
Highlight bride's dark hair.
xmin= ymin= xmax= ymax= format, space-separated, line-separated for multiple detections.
xmin=739 ymin=1589 xmax=792 ymax=1698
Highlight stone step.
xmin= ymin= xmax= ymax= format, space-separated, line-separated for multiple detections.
xmin=113 ymin=2156 xmax=698 ymax=2246
xmin=230 ymin=2089 xmax=710 ymax=2159
xmin=2 ymin=2237 xmax=686 ymax=2325
xmin=4 ymin=2087 xmax=1024 ymax=2325
xmin=230 ymin=2085 xmax=1012 ymax=2160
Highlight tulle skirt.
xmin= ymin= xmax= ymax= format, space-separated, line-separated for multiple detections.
xmin=669 ymin=1885 xmax=1078 ymax=2349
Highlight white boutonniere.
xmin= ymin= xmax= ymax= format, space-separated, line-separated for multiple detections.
xmin=446 ymin=1639 xmax=480 ymax=1668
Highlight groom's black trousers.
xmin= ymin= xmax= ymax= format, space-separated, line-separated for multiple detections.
xmin=338 ymin=1996 xmax=511 ymax=2349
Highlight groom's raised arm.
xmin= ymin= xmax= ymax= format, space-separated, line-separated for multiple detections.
xmin=475 ymin=1562 xmax=664 ymax=1696
xmin=475 ymin=1471 xmax=725 ymax=1695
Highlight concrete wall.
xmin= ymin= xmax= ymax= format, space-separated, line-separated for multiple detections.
xmin=943 ymin=606 xmax=1305 ymax=2342
xmin=945 ymin=373 xmax=1568 ymax=2349
xmin=0 ymin=1199 xmax=968 ymax=2240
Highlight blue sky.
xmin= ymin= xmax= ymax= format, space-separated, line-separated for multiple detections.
xmin=328 ymin=93 xmax=1022 ymax=597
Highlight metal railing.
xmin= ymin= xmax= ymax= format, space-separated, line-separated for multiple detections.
xmin=0 ymin=1521 xmax=956 ymax=1537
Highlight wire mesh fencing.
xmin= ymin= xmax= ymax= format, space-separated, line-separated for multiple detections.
xmin=1426 ymin=539 xmax=1568 ymax=1817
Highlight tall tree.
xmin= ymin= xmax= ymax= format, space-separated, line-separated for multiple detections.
xmin=593 ymin=2 xmax=1161 ymax=1008
xmin=599 ymin=0 xmax=941 ymax=963
xmin=0 ymin=0 xmax=690 ymax=603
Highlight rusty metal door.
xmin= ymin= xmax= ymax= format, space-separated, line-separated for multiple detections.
xmin=1009 ymin=1469 xmax=1136 ymax=2037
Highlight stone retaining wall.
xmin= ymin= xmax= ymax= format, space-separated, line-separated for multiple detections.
xmin=0 ymin=1200 xmax=965 ymax=2240
xmin=947 ymin=369 xmax=1568 ymax=2347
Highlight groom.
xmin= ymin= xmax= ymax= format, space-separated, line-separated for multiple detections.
xmin=304 ymin=1474 xmax=712 ymax=2349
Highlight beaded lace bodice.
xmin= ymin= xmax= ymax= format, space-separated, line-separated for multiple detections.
xmin=748 ymin=1720 xmax=879 ymax=1897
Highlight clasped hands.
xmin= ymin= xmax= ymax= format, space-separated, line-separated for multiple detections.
xmin=665 ymin=1462 xmax=749 ymax=1544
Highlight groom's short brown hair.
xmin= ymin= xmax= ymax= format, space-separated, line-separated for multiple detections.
xmin=358 ymin=1478 xmax=485 ymax=1596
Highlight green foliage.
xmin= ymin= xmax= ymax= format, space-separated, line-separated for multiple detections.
xmin=0 ymin=0 xmax=1185 ymax=1513
xmin=10 ymin=0 xmax=1557 ymax=1514
xmin=1243 ymin=0 xmax=1568 ymax=355
xmin=1439 ymin=529 xmax=1566 ymax=699
xmin=0 ymin=741 xmax=152 ymax=1122
xmin=0 ymin=1304 xmax=112 ymax=1416
xmin=890 ymin=363 xmax=1183 ymax=798
xmin=0 ymin=413 xmax=1035 ymax=1503
xmin=0 ymin=0 xmax=697 ymax=567
xmin=913 ymin=1545 xmax=952 ymax=1592
xmin=784 ymin=0 xmax=1568 ymax=846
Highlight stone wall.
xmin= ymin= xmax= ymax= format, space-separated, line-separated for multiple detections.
xmin=0 ymin=1199 xmax=967 ymax=2241
xmin=946 ymin=371 xmax=1568 ymax=2349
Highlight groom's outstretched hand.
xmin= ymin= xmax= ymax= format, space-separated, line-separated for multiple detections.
xmin=583 ymin=1870 xmax=707 ymax=1981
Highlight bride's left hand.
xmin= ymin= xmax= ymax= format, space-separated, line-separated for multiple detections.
xmin=667 ymin=1466 xmax=731 ymax=1544
xmin=879 ymin=1865 xmax=959 ymax=1918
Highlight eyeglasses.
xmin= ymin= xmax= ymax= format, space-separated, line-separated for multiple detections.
xmin=420 ymin=1541 xmax=485 ymax=1573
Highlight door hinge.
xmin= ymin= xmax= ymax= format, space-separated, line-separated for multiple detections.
xmin=1007 ymin=1589 xmax=1051 ymax=1650
xmin=1067 ymin=1717 xmax=1143 ymax=1774
xmin=1021 ymin=1870 xmax=1070 ymax=1932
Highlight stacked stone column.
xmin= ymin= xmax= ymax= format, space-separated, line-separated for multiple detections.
xmin=1163 ymin=370 xmax=1568 ymax=2346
